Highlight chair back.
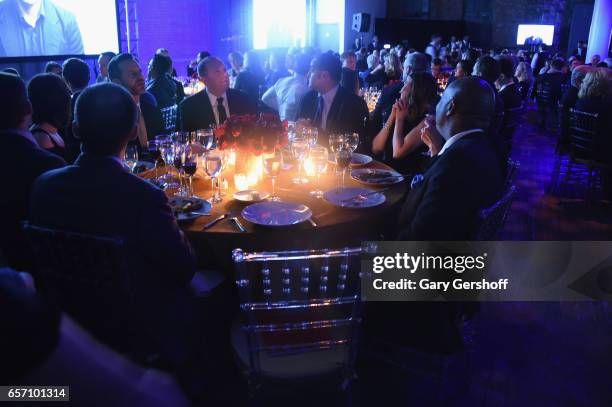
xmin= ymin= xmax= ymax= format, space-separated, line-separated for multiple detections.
xmin=160 ymin=104 xmax=178 ymax=133
xmin=232 ymin=246 xmax=368 ymax=379
xmin=21 ymin=222 xmax=135 ymax=351
xmin=536 ymin=80 xmax=557 ymax=105
xmin=500 ymin=104 xmax=523 ymax=151
xmin=568 ymin=108 xmax=600 ymax=163
xmin=476 ymin=186 xmax=516 ymax=241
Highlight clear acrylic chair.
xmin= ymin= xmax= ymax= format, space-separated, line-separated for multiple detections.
xmin=160 ymin=104 xmax=178 ymax=133
xmin=231 ymin=246 xmax=372 ymax=397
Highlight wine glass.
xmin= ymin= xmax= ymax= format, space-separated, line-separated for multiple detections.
xmin=172 ymin=143 xmax=186 ymax=196
xmin=183 ymin=145 xmax=198 ymax=197
xmin=328 ymin=134 xmax=345 ymax=175
xmin=345 ymin=132 xmax=360 ymax=153
xmin=291 ymin=137 xmax=310 ymax=184
xmin=335 ymin=147 xmax=353 ymax=190
xmin=196 ymin=128 xmax=215 ymax=151
xmin=263 ymin=151 xmax=282 ymax=201
xmin=306 ymin=127 xmax=318 ymax=148
xmin=309 ymin=146 xmax=328 ymax=198
xmin=124 ymin=144 xmax=138 ymax=173
xmin=147 ymin=140 xmax=162 ymax=179
xmin=204 ymin=150 xmax=223 ymax=204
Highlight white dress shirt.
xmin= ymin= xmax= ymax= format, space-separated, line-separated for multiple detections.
xmin=319 ymin=84 xmax=339 ymax=131
xmin=261 ymin=73 xmax=309 ymax=121
xmin=438 ymin=129 xmax=484 ymax=156
xmin=206 ymin=89 xmax=231 ymax=126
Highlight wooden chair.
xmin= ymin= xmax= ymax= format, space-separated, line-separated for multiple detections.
xmin=231 ymin=246 xmax=368 ymax=399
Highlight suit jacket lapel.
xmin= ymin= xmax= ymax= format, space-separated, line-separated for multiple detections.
xmin=197 ymin=90 xmax=215 ymax=125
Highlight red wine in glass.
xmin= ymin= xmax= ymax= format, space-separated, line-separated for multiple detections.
xmin=183 ymin=162 xmax=197 ymax=176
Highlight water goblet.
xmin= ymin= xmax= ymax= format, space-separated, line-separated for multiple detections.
xmin=309 ymin=146 xmax=328 ymax=198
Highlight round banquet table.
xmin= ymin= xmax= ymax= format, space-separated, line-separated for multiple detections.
xmin=155 ymin=158 xmax=408 ymax=270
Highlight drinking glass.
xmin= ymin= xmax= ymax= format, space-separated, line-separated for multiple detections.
xmin=183 ymin=145 xmax=198 ymax=197
xmin=328 ymin=134 xmax=345 ymax=175
xmin=345 ymin=132 xmax=360 ymax=153
xmin=204 ymin=150 xmax=223 ymax=204
xmin=196 ymin=128 xmax=215 ymax=151
xmin=335 ymin=148 xmax=353 ymax=190
xmin=306 ymin=127 xmax=318 ymax=148
xmin=173 ymin=143 xmax=186 ymax=196
xmin=309 ymin=146 xmax=328 ymax=198
xmin=291 ymin=137 xmax=310 ymax=184
xmin=124 ymin=145 xmax=138 ymax=173
xmin=287 ymin=121 xmax=297 ymax=144
xmin=147 ymin=140 xmax=162 ymax=179
xmin=263 ymin=151 xmax=282 ymax=201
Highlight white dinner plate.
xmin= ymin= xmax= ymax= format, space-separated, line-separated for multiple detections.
xmin=351 ymin=168 xmax=405 ymax=186
xmin=349 ymin=153 xmax=373 ymax=167
xmin=241 ymin=202 xmax=312 ymax=226
xmin=233 ymin=190 xmax=270 ymax=203
xmin=323 ymin=187 xmax=386 ymax=208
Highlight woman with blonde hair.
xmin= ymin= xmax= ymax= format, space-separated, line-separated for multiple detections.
xmin=384 ymin=52 xmax=402 ymax=83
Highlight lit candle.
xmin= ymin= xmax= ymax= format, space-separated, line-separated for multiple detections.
xmin=304 ymin=157 xmax=316 ymax=177
xmin=234 ymin=173 xmax=249 ymax=191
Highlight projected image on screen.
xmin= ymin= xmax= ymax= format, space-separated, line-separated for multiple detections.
xmin=516 ymin=24 xmax=555 ymax=46
xmin=0 ymin=0 xmax=119 ymax=58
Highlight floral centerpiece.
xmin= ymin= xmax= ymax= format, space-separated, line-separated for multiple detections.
xmin=214 ymin=113 xmax=288 ymax=155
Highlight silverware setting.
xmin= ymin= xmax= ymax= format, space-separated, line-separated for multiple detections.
xmin=230 ymin=217 xmax=246 ymax=232
xmin=202 ymin=213 xmax=229 ymax=230
xmin=308 ymin=217 xmax=318 ymax=227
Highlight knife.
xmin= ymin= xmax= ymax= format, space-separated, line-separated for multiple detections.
xmin=340 ymin=188 xmax=388 ymax=203
xmin=231 ymin=217 xmax=246 ymax=232
xmin=202 ymin=213 xmax=228 ymax=230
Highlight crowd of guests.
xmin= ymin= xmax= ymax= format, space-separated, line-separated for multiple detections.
xmin=1 ymin=34 xmax=611 ymax=403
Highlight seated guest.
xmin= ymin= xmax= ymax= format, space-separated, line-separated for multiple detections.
xmin=514 ymin=61 xmax=533 ymax=100
xmin=589 ymin=54 xmax=601 ymax=66
xmin=340 ymin=51 xmax=360 ymax=95
xmin=298 ymin=53 xmax=369 ymax=146
xmin=454 ymin=59 xmax=473 ymax=80
xmin=44 ymin=62 xmax=62 ymax=76
xmin=179 ymin=56 xmax=257 ymax=131
xmin=146 ymin=53 xmax=180 ymax=108
xmin=383 ymin=52 xmax=402 ymax=84
xmin=372 ymin=72 xmax=437 ymax=173
xmin=109 ymin=53 xmax=166 ymax=148
xmin=28 ymin=73 xmax=72 ymax=159
xmin=397 ymin=77 xmax=503 ymax=240
xmin=234 ymin=50 xmax=266 ymax=100
xmin=496 ymin=56 xmax=523 ymax=156
xmin=29 ymin=83 xmax=196 ymax=354
xmin=261 ymin=53 xmax=311 ymax=121
xmin=62 ymin=58 xmax=91 ymax=162
xmin=0 ymin=73 xmax=65 ymax=269
xmin=574 ymin=68 xmax=612 ymax=162
xmin=472 ymin=56 xmax=505 ymax=165
xmin=370 ymin=52 xmax=430 ymax=132
xmin=534 ymin=57 xmax=566 ymax=129
xmin=227 ymin=51 xmax=243 ymax=89
xmin=431 ymin=58 xmax=443 ymax=78
xmin=96 ymin=51 xmax=116 ymax=83
xmin=559 ymin=65 xmax=592 ymax=148
xmin=265 ymin=51 xmax=291 ymax=89
xmin=187 ymin=51 xmax=211 ymax=78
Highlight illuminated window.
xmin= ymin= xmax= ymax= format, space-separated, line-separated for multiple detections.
xmin=253 ymin=0 xmax=307 ymax=49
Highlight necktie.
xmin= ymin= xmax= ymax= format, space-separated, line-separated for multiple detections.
xmin=313 ymin=95 xmax=324 ymax=129
xmin=217 ymin=97 xmax=227 ymax=125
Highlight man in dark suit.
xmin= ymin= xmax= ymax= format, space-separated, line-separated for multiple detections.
xmin=298 ymin=52 xmax=369 ymax=148
xmin=109 ymin=53 xmax=166 ymax=148
xmin=0 ymin=0 xmax=83 ymax=57
xmin=178 ymin=56 xmax=257 ymax=131
xmin=0 ymin=72 xmax=66 ymax=269
xmin=496 ymin=56 xmax=523 ymax=157
xmin=397 ymin=77 xmax=503 ymax=240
